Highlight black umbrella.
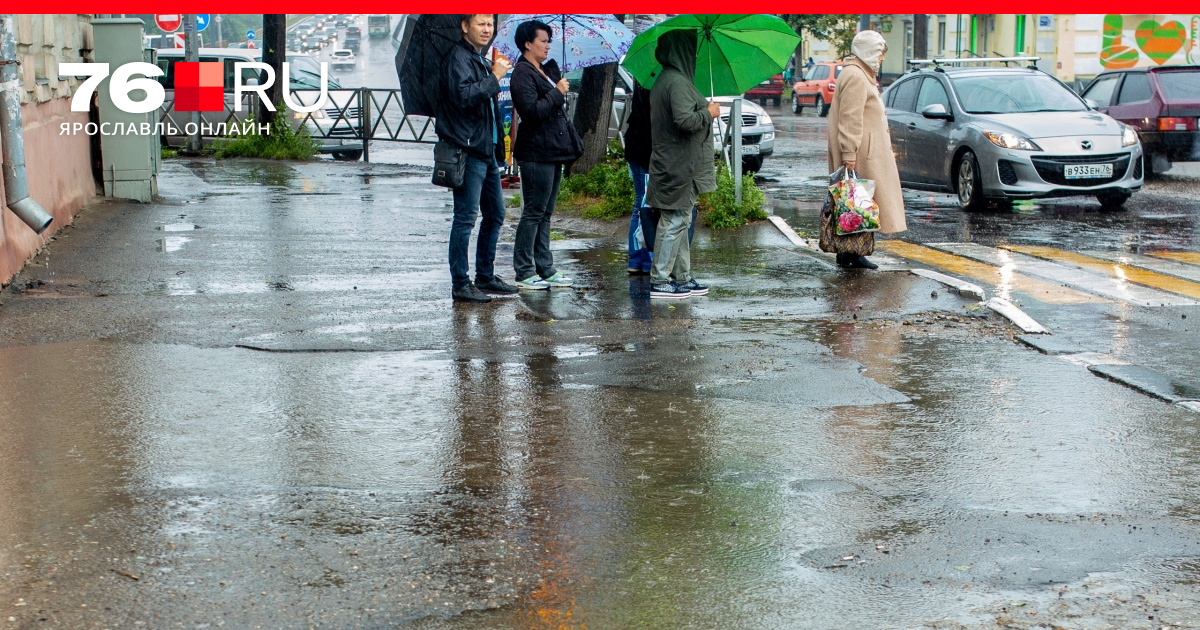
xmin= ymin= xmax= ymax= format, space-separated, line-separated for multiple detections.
xmin=396 ymin=15 xmax=465 ymax=117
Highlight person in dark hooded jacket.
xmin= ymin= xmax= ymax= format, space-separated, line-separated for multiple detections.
xmin=623 ymin=80 xmax=653 ymax=275
xmin=646 ymin=29 xmax=719 ymax=299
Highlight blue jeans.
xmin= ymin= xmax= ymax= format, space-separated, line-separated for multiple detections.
xmin=449 ymin=154 xmax=505 ymax=289
xmin=627 ymin=162 xmax=652 ymax=272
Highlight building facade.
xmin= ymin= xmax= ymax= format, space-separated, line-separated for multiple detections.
xmin=801 ymin=14 xmax=1198 ymax=86
xmin=1 ymin=14 xmax=96 ymax=284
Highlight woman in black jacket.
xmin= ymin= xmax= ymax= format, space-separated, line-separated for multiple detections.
xmin=509 ymin=20 xmax=582 ymax=290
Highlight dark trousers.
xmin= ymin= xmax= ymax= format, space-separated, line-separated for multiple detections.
xmin=513 ymin=160 xmax=564 ymax=281
xmin=627 ymin=162 xmax=652 ymax=272
xmin=449 ymin=154 xmax=505 ymax=289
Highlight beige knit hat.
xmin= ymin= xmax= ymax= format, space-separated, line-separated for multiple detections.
xmin=851 ymin=30 xmax=888 ymax=74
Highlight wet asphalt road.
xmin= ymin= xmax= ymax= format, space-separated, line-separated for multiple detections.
xmin=2 ymin=32 xmax=1200 ymax=629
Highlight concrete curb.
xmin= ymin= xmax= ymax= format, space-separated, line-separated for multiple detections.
xmin=1088 ymin=363 xmax=1200 ymax=405
xmin=909 ymin=269 xmax=986 ymax=301
xmin=984 ymin=297 xmax=1049 ymax=334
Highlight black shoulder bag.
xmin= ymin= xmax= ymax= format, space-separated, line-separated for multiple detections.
xmin=432 ymin=141 xmax=466 ymax=188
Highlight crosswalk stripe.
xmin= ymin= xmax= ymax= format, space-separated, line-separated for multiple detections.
xmin=876 ymin=241 xmax=1104 ymax=304
xmin=1005 ymin=246 xmax=1200 ymax=300
xmin=1150 ymin=252 xmax=1200 ymax=266
xmin=932 ymin=243 xmax=1198 ymax=307
xmin=1081 ymin=250 xmax=1200 ymax=284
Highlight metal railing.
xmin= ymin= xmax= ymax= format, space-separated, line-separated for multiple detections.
xmin=159 ymin=87 xmax=631 ymax=163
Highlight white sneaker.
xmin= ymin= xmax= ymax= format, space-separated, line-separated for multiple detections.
xmin=542 ymin=272 xmax=573 ymax=287
xmin=516 ymin=276 xmax=551 ymax=290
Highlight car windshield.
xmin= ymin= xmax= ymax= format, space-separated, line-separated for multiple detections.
xmin=950 ymin=74 xmax=1087 ymax=114
xmin=1158 ymin=71 xmax=1200 ymax=101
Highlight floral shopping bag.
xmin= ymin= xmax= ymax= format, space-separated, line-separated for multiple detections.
xmin=828 ymin=168 xmax=881 ymax=235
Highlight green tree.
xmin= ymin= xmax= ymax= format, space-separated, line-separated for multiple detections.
xmin=781 ymin=14 xmax=859 ymax=58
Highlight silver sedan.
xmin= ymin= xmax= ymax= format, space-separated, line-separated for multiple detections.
xmin=883 ymin=66 xmax=1143 ymax=210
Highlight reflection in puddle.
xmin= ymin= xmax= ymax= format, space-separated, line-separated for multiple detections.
xmin=158 ymin=236 xmax=190 ymax=253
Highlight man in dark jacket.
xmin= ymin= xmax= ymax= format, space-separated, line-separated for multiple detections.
xmin=436 ymin=14 xmax=517 ymax=303
xmin=646 ymin=29 xmax=719 ymax=299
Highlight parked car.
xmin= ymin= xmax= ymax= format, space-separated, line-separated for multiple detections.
xmin=565 ymin=66 xmax=776 ymax=173
xmin=330 ymin=49 xmax=355 ymax=69
xmin=745 ymin=73 xmax=784 ymax=107
xmin=713 ymin=96 xmax=776 ymax=172
xmin=882 ymin=64 xmax=1143 ymax=210
xmin=792 ymin=60 xmax=843 ymax=117
xmin=154 ymin=48 xmax=364 ymax=161
xmin=1080 ymin=65 xmax=1200 ymax=176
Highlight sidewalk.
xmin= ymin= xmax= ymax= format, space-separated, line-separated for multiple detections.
xmin=4 ymin=158 xmax=1200 ymax=628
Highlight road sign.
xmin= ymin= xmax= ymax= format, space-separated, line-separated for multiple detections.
xmin=246 ymin=30 xmax=256 ymax=40
xmin=173 ymin=32 xmax=184 ymax=48
xmin=247 ymin=41 xmax=256 ymax=49
xmin=155 ymin=14 xmax=181 ymax=32
xmin=196 ymin=14 xmax=210 ymax=32
xmin=215 ymin=15 xmax=222 ymax=23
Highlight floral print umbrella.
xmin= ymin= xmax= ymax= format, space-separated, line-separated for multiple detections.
xmin=494 ymin=14 xmax=634 ymax=72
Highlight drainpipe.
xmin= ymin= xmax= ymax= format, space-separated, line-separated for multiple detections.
xmin=0 ymin=15 xmax=54 ymax=234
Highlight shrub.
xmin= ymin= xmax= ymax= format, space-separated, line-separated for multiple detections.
xmin=699 ymin=161 xmax=768 ymax=229
xmin=556 ymin=139 xmax=634 ymax=221
xmin=213 ymin=109 xmax=318 ymax=160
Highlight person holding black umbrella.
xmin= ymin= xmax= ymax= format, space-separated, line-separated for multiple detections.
xmin=437 ymin=14 xmax=517 ymax=303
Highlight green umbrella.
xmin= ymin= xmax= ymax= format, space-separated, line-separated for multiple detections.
xmin=621 ymin=14 xmax=801 ymax=96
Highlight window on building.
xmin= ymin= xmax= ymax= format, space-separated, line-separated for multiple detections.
xmin=938 ymin=17 xmax=947 ymax=56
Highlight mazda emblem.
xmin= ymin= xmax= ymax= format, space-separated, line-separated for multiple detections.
xmin=1081 ymin=140 xmax=1093 ymax=150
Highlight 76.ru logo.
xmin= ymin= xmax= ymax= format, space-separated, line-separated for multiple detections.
xmin=59 ymin=61 xmax=328 ymax=113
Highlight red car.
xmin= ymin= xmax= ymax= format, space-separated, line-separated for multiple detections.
xmin=1081 ymin=66 xmax=1200 ymax=176
xmin=745 ymin=73 xmax=784 ymax=107
xmin=792 ymin=61 xmax=843 ymax=117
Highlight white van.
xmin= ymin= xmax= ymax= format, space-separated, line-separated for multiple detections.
xmin=154 ymin=48 xmax=364 ymax=160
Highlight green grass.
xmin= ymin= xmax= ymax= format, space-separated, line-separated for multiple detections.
xmin=213 ymin=111 xmax=318 ymax=161
xmin=699 ymin=161 xmax=768 ymax=229
xmin=556 ymin=140 xmax=634 ymax=221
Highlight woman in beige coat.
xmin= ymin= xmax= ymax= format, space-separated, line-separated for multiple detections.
xmin=827 ymin=30 xmax=906 ymax=269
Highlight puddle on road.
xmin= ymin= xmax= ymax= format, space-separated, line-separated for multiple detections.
xmin=1 ymin=326 xmax=1198 ymax=627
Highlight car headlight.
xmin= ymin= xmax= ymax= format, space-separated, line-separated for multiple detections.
xmin=294 ymin=109 xmax=327 ymax=120
xmin=1121 ymin=124 xmax=1139 ymax=147
xmin=760 ymin=113 xmax=772 ymax=125
xmin=983 ymin=131 xmax=1041 ymax=151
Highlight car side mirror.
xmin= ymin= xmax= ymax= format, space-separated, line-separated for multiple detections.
xmin=921 ymin=103 xmax=952 ymax=120
xmin=613 ymin=86 xmax=627 ymax=98
xmin=245 ymin=77 xmax=259 ymax=87
xmin=1084 ymin=98 xmax=1100 ymax=110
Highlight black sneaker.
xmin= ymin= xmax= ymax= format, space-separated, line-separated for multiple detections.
xmin=452 ymin=284 xmax=492 ymax=303
xmin=649 ymin=282 xmax=691 ymax=299
xmin=678 ymin=279 xmax=708 ymax=296
xmin=475 ymin=276 xmax=519 ymax=294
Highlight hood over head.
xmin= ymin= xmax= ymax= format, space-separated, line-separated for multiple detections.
xmin=851 ymin=30 xmax=887 ymax=75
xmin=655 ymin=29 xmax=698 ymax=82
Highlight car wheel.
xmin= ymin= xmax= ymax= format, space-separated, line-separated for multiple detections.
xmin=332 ymin=150 xmax=363 ymax=161
xmin=791 ymin=95 xmax=803 ymax=115
xmin=1146 ymin=152 xmax=1172 ymax=178
xmin=742 ymin=155 xmax=764 ymax=173
xmin=956 ymin=151 xmax=986 ymax=211
xmin=816 ymin=95 xmax=829 ymax=117
xmin=1096 ymin=190 xmax=1131 ymax=210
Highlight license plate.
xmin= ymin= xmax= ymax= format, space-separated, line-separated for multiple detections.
xmin=742 ymin=144 xmax=760 ymax=155
xmin=1064 ymin=163 xmax=1112 ymax=179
